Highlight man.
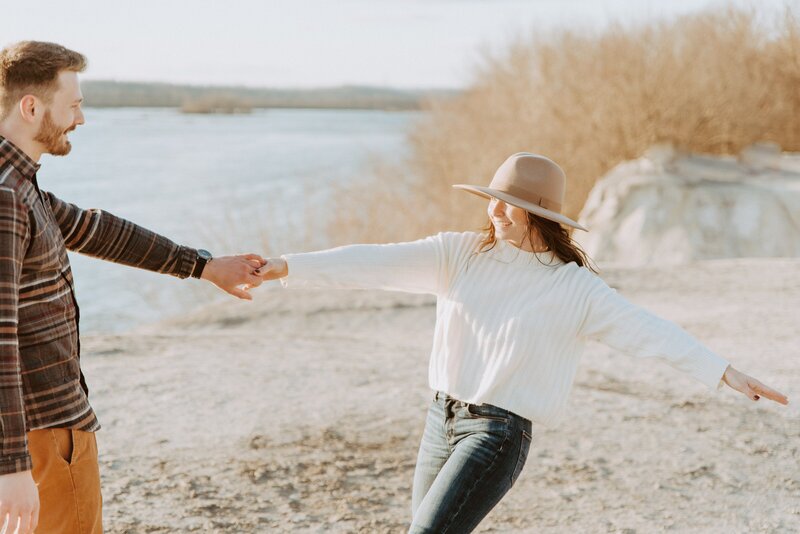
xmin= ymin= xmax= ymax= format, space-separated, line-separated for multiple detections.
xmin=0 ymin=41 xmax=265 ymax=533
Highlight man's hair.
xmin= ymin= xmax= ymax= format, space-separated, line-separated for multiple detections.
xmin=0 ymin=41 xmax=87 ymax=120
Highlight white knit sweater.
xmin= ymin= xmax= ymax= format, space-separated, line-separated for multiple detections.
xmin=281 ymin=232 xmax=729 ymax=427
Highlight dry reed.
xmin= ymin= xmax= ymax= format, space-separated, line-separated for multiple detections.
xmin=329 ymin=5 xmax=800 ymax=246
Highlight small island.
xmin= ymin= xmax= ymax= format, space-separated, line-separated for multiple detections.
xmin=180 ymin=96 xmax=253 ymax=114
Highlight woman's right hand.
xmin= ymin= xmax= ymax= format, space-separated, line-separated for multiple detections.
xmin=254 ymin=257 xmax=289 ymax=281
xmin=722 ymin=365 xmax=789 ymax=405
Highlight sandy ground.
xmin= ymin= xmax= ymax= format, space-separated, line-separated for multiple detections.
xmin=80 ymin=258 xmax=800 ymax=533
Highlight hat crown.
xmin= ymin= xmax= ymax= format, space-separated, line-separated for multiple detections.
xmin=489 ymin=153 xmax=566 ymax=213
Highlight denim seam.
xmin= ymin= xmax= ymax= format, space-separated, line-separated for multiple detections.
xmin=511 ymin=429 xmax=532 ymax=485
xmin=439 ymin=427 xmax=511 ymax=533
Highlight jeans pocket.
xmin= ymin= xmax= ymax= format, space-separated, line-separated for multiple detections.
xmin=465 ymin=403 xmax=510 ymax=423
xmin=511 ymin=430 xmax=532 ymax=484
xmin=52 ymin=428 xmax=75 ymax=466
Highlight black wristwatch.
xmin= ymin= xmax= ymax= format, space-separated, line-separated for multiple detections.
xmin=191 ymin=249 xmax=213 ymax=279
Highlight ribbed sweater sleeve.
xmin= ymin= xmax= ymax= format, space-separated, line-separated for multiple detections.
xmin=578 ymin=275 xmax=729 ymax=390
xmin=281 ymin=233 xmax=450 ymax=296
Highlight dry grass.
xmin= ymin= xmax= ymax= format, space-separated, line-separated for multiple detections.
xmin=330 ymin=5 xmax=800 ymax=245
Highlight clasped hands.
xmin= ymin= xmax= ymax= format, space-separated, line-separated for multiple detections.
xmin=199 ymin=254 xmax=286 ymax=300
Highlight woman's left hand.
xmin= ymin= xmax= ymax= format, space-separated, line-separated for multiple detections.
xmin=722 ymin=365 xmax=789 ymax=405
xmin=254 ymin=257 xmax=289 ymax=281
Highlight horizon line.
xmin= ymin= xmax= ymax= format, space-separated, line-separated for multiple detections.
xmin=81 ymin=78 xmax=464 ymax=93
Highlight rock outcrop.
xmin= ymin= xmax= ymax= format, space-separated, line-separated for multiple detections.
xmin=575 ymin=143 xmax=800 ymax=266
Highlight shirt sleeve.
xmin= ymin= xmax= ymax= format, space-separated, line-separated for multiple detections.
xmin=44 ymin=191 xmax=197 ymax=279
xmin=0 ymin=187 xmax=32 ymax=474
xmin=280 ymin=233 xmax=450 ymax=296
xmin=578 ymin=274 xmax=729 ymax=390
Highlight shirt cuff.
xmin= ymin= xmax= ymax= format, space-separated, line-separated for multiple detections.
xmin=178 ymin=246 xmax=199 ymax=279
xmin=0 ymin=453 xmax=32 ymax=475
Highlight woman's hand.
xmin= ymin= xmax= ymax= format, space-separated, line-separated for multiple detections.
xmin=722 ymin=365 xmax=789 ymax=405
xmin=255 ymin=257 xmax=289 ymax=281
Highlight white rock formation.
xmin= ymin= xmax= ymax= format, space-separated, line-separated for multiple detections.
xmin=575 ymin=144 xmax=800 ymax=266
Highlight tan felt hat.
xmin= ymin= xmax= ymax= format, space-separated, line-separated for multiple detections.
xmin=453 ymin=152 xmax=587 ymax=231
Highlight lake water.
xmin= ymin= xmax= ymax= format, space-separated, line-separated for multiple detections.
xmin=36 ymin=108 xmax=418 ymax=333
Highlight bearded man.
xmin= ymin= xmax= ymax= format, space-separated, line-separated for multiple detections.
xmin=0 ymin=41 xmax=266 ymax=533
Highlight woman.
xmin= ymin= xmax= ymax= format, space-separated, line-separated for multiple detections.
xmin=255 ymin=153 xmax=789 ymax=533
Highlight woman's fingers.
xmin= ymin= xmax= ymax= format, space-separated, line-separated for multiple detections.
xmin=241 ymin=253 xmax=267 ymax=265
xmin=749 ymin=380 xmax=789 ymax=405
xmin=724 ymin=367 xmax=789 ymax=405
xmin=254 ymin=258 xmax=287 ymax=280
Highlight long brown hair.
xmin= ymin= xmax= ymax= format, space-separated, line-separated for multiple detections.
xmin=477 ymin=212 xmax=597 ymax=273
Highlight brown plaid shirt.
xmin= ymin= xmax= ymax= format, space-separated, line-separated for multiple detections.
xmin=0 ymin=136 xmax=198 ymax=474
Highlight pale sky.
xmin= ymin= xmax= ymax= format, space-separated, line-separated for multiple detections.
xmin=5 ymin=0 xmax=793 ymax=88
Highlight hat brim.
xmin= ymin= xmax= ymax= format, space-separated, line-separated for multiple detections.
xmin=452 ymin=184 xmax=588 ymax=232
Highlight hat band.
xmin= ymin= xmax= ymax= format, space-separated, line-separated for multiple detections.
xmin=499 ymin=184 xmax=562 ymax=213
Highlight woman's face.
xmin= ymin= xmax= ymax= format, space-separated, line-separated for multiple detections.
xmin=487 ymin=197 xmax=530 ymax=246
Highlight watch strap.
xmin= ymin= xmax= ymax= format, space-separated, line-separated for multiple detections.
xmin=191 ymin=249 xmax=212 ymax=279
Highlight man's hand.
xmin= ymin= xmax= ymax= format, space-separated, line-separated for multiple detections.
xmin=254 ymin=257 xmax=288 ymax=281
xmin=722 ymin=365 xmax=789 ymax=405
xmin=200 ymin=254 xmax=266 ymax=300
xmin=0 ymin=470 xmax=39 ymax=534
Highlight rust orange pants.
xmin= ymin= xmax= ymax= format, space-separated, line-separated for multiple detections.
xmin=28 ymin=429 xmax=102 ymax=534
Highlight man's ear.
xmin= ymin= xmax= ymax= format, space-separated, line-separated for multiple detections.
xmin=18 ymin=95 xmax=38 ymax=123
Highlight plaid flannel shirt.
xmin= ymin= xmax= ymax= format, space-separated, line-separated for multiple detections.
xmin=0 ymin=136 xmax=198 ymax=474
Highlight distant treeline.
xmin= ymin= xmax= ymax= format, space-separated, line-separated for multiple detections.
xmin=80 ymin=80 xmax=457 ymax=112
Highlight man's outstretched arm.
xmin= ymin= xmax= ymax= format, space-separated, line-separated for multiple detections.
xmin=44 ymin=191 xmax=265 ymax=299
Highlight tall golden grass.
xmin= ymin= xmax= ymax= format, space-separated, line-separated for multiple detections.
xmin=330 ymin=6 xmax=800 ymax=245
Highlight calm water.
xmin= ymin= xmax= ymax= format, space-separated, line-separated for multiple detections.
xmin=36 ymin=108 xmax=418 ymax=333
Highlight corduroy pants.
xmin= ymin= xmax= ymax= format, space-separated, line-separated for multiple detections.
xmin=28 ymin=428 xmax=102 ymax=534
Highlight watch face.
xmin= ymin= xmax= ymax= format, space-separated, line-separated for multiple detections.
xmin=198 ymin=249 xmax=213 ymax=261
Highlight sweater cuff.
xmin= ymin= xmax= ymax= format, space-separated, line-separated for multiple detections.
xmin=691 ymin=347 xmax=730 ymax=391
xmin=279 ymin=253 xmax=319 ymax=288
xmin=0 ymin=453 xmax=32 ymax=475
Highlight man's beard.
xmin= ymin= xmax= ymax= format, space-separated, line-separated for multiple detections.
xmin=34 ymin=110 xmax=74 ymax=156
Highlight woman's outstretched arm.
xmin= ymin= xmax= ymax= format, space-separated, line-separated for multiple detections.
xmin=579 ymin=274 xmax=789 ymax=406
xmin=254 ymin=233 xmax=459 ymax=296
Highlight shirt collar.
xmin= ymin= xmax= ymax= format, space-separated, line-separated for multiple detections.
xmin=0 ymin=135 xmax=41 ymax=181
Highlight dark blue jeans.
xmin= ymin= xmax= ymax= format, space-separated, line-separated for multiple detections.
xmin=409 ymin=392 xmax=533 ymax=533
